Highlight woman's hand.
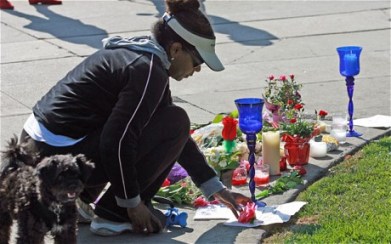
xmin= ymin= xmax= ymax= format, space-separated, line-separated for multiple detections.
xmin=127 ymin=202 xmax=163 ymax=234
xmin=213 ymin=188 xmax=251 ymax=218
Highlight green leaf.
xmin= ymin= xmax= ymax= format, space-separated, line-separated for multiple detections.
xmin=286 ymin=181 xmax=299 ymax=189
xmin=230 ymin=110 xmax=239 ymax=118
xmin=212 ymin=113 xmax=226 ymax=123
xmin=256 ymin=189 xmax=270 ymax=199
xmin=256 ymin=171 xmax=304 ymax=198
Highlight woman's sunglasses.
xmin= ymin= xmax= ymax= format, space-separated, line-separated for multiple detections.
xmin=184 ymin=46 xmax=204 ymax=68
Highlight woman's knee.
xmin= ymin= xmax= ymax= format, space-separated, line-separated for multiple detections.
xmin=164 ymin=106 xmax=190 ymax=136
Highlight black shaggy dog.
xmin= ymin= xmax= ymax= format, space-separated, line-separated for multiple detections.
xmin=0 ymin=137 xmax=94 ymax=244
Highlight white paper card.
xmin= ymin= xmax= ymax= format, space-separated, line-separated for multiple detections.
xmin=353 ymin=115 xmax=391 ymax=128
xmin=193 ymin=204 xmax=236 ymax=220
xmin=193 ymin=201 xmax=307 ymax=228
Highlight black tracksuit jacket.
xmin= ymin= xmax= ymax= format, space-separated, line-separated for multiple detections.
xmin=33 ymin=47 xmax=217 ymax=202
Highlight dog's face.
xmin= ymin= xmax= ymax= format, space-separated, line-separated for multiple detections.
xmin=35 ymin=154 xmax=95 ymax=204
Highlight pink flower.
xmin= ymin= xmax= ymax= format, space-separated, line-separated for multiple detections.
xmin=279 ymin=75 xmax=286 ymax=81
xmin=268 ymin=75 xmax=274 ymax=80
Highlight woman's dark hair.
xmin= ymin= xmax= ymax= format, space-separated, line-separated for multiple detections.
xmin=152 ymin=0 xmax=215 ymax=56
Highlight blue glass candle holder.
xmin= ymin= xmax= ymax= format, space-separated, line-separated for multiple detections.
xmin=337 ymin=46 xmax=363 ymax=137
xmin=235 ymin=98 xmax=265 ymax=205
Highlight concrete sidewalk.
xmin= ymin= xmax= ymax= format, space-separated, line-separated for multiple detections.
xmin=1 ymin=1 xmax=390 ymax=243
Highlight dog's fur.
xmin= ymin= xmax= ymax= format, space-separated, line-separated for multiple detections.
xmin=0 ymin=137 xmax=94 ymax=244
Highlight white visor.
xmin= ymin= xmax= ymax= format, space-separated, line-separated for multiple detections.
xmin=163 ymin=12 xmax=224 ymax=71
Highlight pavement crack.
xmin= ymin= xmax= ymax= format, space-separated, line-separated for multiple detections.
xmin=0 ymin=91 xmax=32 ymax=112
xmin=172 ymin=96 xmax=215 ymax=115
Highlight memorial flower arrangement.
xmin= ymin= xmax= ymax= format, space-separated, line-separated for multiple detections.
xmin=280 ymin=103 xmax=315 ymax=142
xmin=192 ymin=115 xmax=242 ymax=173
xmin=280 ymin=103 xmax=316 ymax=165
xmin=159 ymin=75 xmax=312 ymax=205
xmin=263 ymin=74 xmax=303 ymax=118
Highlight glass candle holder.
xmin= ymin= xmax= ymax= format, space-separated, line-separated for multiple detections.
xmin=235 ymin=98 xmax=264 ymax=203
xmin=336 ymin=46 xmax=363 ymax=137
xmin=254 ymin=163 xmax=270 ymax=187
xmin=337 ymin=46 xmax=362 ymax=77
xmin=231 ymin=165 xmax=247 ymax=186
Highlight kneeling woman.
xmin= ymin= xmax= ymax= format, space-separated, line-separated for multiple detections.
xmin=20 ymin=0 xmax=250 ymax=236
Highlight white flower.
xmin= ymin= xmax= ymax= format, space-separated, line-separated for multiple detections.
xmin=218 ymin=160 xmax=227 ymax=168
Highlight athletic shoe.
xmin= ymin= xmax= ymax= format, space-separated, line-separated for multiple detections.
xmin=76 ymin=198 xmax=94 ymax=224
xmin=90 ymin=216 xmax=133 ymax=236
xmin=89 ymin=200 xmax=167 ymax=236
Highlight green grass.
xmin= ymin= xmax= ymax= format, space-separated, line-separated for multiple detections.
xmin=264 ymin=136 xmax=391 ymax=243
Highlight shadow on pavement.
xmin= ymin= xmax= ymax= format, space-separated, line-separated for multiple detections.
xmin=194 ymin=223 xmax=244 ymax=244
xmin=143 ymin=0 xmax=278 ymax=47
xmin=5 ymin=5 xmax=108 ymax=49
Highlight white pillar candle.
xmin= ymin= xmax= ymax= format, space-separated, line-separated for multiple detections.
xmin=310 ymin=141 xmax=327 ymax=158
xmin=262 ymin=131 xmax=280 ymax=175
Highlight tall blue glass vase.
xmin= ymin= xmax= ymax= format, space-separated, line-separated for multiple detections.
xmin=337 ymin=46 xmax=363 ymax=137
xmin=235 ymin=98 xmax=264 ymax=204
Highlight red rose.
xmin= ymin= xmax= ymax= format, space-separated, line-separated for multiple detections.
xmin=222 ymin=116 xmax=238 ymax=141
xmin=290 ymin=118 xmax=297 ymax=124
xmin=287 ymin=99 xmax=294 ymax=105
xmin=268 ymin=75 xmax=274 ymax=80
xmin=238 ymin=202 xmax=256 ymax=224
xmin=289 ymin=74 xmax=295 ymax=80
xmin=319 ymin=110 xmax=328 ymax=117
xmin=193 ymin=196 xmax=209 ymax=208
xmin=279 ymin=75 xmax=286 ymax=81
xmin=294 ymin=103 xmax=303 ymax=110
xmin=161 ymin=178 xmax=170 ymax=187
xmin=279 ymin=157 xmax=287 ymax=171
xmin=293 ymin=166 xmax=307 ymax=176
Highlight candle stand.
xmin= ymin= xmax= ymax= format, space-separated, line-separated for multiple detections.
xmin=235 ymin=98 xmax=264 ymax=205
xmin=336 ymin=46 xmax=363 ymax=137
